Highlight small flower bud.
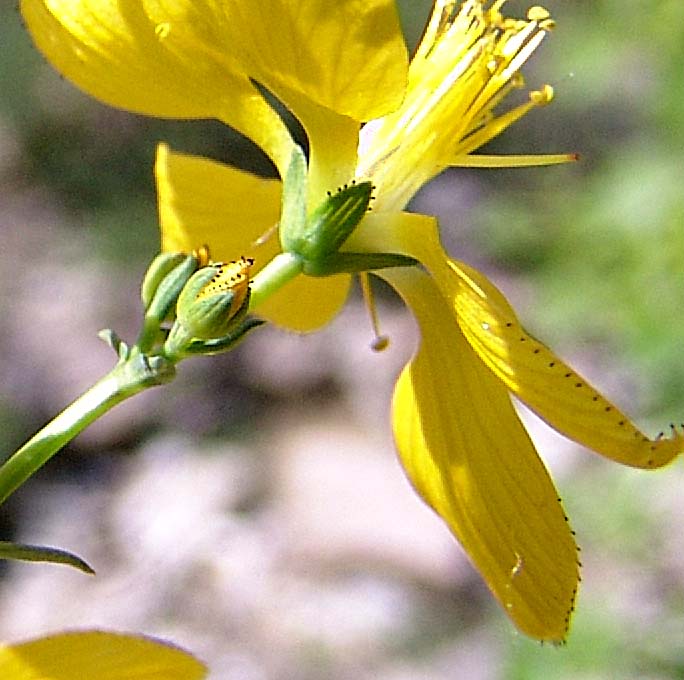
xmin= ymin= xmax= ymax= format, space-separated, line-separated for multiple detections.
xmin=142 ymin=252 xmax=199 ymax=323
xmin=141 ymin=252 xmax=190 ymax=309
xmin=175 ymin=257 xmax=254 ymax=340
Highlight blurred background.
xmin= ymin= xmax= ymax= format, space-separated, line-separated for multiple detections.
xmin=1 ymin=1 xmax=683 ymax=678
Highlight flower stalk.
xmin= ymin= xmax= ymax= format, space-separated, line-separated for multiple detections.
xmin=0 ymin=349 xmax=175 ymax=507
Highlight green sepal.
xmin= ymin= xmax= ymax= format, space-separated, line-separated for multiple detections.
xmin=301 ymin=181 xmax=373 ymax=260
xmin=284 ymin=182 xmax=373 ymax=263
xmin=303 ymin=252 xmax=418 ymax=276
xmin=279 ymin=145 xmax=373 ymax=263
xmin=0 ymin=540 xmax=95 ymax=574
xmin=183 ymin=317 xmax=266 ymax=356
xmin=175 ymin=266 xmax=219 ymax=321
xmin=279 ymin=145 xmax=309 ymax=255
xmin=144 ymin=253 xmax=199 ymax=323
xmin=141 ymin=251 xmax=188 ymax=309
xmin=98 ymin=328 xmax=129 ymax=359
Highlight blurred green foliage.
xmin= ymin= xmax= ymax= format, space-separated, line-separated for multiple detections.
xmin=474 ymin=0 xmax=684 ymax=420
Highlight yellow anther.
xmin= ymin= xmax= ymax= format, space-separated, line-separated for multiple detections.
xmin=530 ymin=84 xmax=554 ymax=105
xmin=528 ymin=6 xmax=551 ymax=22
xmin=192 ymin=244 xmax=211 ymax=267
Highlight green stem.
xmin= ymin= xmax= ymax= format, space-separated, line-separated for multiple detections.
xmin=0 ymin=250 xmax=302 ymax=505
xmin=248 ymin=252 xmax=303 ymax=311
xmin=0 ymin=351 xmax=174 ymax=505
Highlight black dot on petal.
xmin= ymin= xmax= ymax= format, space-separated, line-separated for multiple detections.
xmin=604 ymin=406 xmax=612 ymax=412
xmin=548 ymin=362 xmax=556 ymax=367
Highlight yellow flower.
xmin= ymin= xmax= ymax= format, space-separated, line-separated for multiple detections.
xmin=22 ymin=0 xmax=683 ymax=642
xmin=0 ymin=630 xmax=206 ymax=679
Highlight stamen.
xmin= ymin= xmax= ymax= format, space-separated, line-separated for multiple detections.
xmin=192 ymin=244 xmax=211 ymax=266
xmin=446 ymin=152 xmax=578 ymax=168
xmin=359 ymin=272 xmax=390 ymax=352
xmin=253 ymin=223 xmax=279 ymax=246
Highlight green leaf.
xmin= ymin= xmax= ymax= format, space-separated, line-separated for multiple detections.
xmin=0 ymin=540 xmax=95 ymax=574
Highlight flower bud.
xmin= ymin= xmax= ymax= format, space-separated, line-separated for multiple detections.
xmin=175 ymin=257 xmax=253 ymax=340
xmin=142 ymin=252 xmax=199 ymax=322
xmin=141 ymin=252 xmax=190 ymax=309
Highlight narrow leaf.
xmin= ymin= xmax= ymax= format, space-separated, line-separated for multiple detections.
xmin=0 ymin=541 xmax=95 ymax=574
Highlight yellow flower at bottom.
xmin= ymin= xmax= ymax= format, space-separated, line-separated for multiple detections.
xmin=0 ymin=631 xmax=206 ymax=679
xmin=22 ymin=0 xmax=684 ymax=642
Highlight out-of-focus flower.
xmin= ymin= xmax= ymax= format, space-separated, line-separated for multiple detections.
xmin=0 ymin=630 xmax=206 ymax=679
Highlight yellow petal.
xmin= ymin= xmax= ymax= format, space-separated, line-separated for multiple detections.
xmin=283 ymin=93 xmax=361 ymax=206
xmin=352 ymin=211 xmax=684 ymax=469
xmin=0 ymin=630 xmax=206 ymax=679
xmin=443 ymin=259 xmax=684 ymax=469
xmin=21 ymin=0 xmax=294 ymax=174
xmin=256 ymin=272 xmax=351 ymax=332
xmin=156 ymin=144 xmax=350 ymax=331
xmin=383 ymin=266 xmax=579 ymax=642
xmin=155 ymin=0 xmax=408 ymax=123
xmin=156 ymin=144 xmax=282 ymax=265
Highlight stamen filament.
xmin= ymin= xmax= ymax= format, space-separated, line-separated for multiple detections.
xmin=360 ymin=272 xmax=390 ymax=352
xmin=445 ymin=153 xmax=579 ymax=168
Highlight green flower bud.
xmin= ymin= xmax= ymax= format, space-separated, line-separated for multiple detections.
xmin=143 ymin=253 xmax=199 ymax=323
xmin=175 ymin=257 xmax=254 ymax=340
xmin=141 ymin=252 xmax=188 ymax=309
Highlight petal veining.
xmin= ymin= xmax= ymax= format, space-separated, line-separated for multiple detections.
xmin=156 ymin=144 xmax=282 ymax=267
xmin=383 ymin=266 xmax=579 ymax=642
xmin=351 ymin=211 xmax=683 ymax=468
xmin=154 ymin=0 xmax=408 ymax=123
xmin=22 ymin=0 xmax=294 ymax=174
xmin=444 ymin=259 xmax=684 ymax=469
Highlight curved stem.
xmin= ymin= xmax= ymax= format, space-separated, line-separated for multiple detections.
xmin=0 ymin=351 xmax=174 ymax=505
